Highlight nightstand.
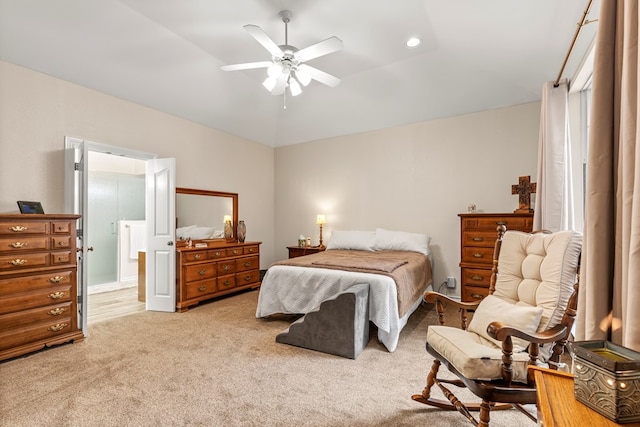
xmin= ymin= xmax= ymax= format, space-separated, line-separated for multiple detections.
xmin=287 ymin=246 xmax=325 ymax=259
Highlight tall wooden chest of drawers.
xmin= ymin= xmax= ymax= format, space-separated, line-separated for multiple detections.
xmin=459 ymin=213 xmax=533 ymax=302
xmin=0 ymin=214 xmax=84 ymax=361
xmin=176 ymin=241 xmax=261 ymax=312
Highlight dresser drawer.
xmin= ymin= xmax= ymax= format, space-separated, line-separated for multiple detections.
xmin=0 ymin=270 xmax=74 ymax=294
xmin=461 ymin=267 xmax=492 ymax=288
xmin=461 ymin=247 xmax=494 ymax=264
xmin=0 ymin=221 xmax=48 ymax=235
xmin=183 ymin=250 xmax=208 ymax=262
xmin=217 ymin=274 xmax=236 ymax=291
xmin=51 ymin=236 xmax=71 ymax=249
xmin=0 ymin=316 xmax=74 ymax=351
xmin=236 ymin=269 xmax=260 ymax=286
xmin=236 ymin=256 xmax=258 ymax=272
xmin=462 ymin=231 xmax=498 ymax=248
xmin=462 ymin=285 xmax=490 ymax=302
xmin=0 ymin=252 xmax=49 ymax=271
xmin=0 ymin=236 xmax=49 ymax=253
xmin=227 ymin=247 xmax=244 ymax=257
xmin=208 ymin=249 xmax=228 ymax=259
xmin=217 ymin=260 xmax=236 ymax=275
xmin=244 ymin=245 xmax=260 ymax=255
xmin=0 ymin=285 xmax=72 ymax=315
xmin=184 ymin=278 xmax=217 ymax=300
xmin=51 ymin=221 xmax=73 ymax=234
xmin=184 ymin=263 xmax=216 ymax=282
xmin=0 ymin=301 xmax=73 ymax=329
xmin=461 ymin=216 xmax=532 ymax=232
xmin=51 ymin=251 xmax=72 ymax=265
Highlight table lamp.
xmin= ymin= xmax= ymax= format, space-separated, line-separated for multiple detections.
xmin=316 ymin=214 xmax=326 ymax=248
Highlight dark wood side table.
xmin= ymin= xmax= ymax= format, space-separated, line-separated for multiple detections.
xmin=287 ymin=246 xmax=325 ymax=259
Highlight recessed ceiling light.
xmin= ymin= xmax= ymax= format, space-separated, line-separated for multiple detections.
xmin=405 ymin=37 xmax=422 ymax=48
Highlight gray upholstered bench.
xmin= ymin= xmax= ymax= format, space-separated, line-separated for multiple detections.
xmin=275 ymin=283 xmax=370 ymax=359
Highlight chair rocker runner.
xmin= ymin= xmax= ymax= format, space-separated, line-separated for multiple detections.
xmin=411 ymin=225 xmax=582 ymax=426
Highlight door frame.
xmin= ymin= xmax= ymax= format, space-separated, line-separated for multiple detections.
xmin=64 ymin=137 xmax=158 ymax=334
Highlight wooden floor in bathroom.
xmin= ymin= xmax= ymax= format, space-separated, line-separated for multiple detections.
xmin=87 ymin=286 xmax=145 ymax=325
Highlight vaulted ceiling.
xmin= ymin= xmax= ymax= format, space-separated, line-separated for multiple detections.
xmin=0 ymin=0 xmax=599 ymax=147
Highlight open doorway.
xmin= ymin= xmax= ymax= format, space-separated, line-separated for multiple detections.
xmin=86 ymin=151 xmax=146 ymax=324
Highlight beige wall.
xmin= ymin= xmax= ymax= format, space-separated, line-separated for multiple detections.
xmin=275 ymin=103 xmax=541 ymax=296
xmin=2 ymin=59 xmax=582 ymax=299
xmin=0 ymin=60 xmax=275 ymax=268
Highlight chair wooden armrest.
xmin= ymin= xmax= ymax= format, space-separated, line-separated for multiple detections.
xmin=423 ymin=291 xmax=481 ymax=329
xmin=487 ymin=323 xmax=568 ymax=345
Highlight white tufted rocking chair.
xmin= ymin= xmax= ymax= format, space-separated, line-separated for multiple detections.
xmin=412 ymin=226 xmax=582 ymax=427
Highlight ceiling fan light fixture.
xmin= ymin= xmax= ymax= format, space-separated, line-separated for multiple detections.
xmin=294 ymin=69 xmax=311 ymax=86
xmin=289 ymin=78 xmax=302 ymax=96
xmin=267 ymin=63 xmax=283 ymax=78
xmin=263 ymin=76 xmax=277 ymax=91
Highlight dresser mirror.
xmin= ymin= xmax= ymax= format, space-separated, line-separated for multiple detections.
xmin=175 ymin=187 xmax=238 ymax=243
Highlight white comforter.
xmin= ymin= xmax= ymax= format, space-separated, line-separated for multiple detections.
xmin=255 ymin=265 xmax=429 ymax=352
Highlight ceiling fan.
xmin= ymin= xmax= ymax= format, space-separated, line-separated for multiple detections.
xmin=220 ymin=10 xmax=343 ymax=98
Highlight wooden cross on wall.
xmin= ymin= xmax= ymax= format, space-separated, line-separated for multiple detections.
xmin=511 ymin=175 xmax=537 ymax=213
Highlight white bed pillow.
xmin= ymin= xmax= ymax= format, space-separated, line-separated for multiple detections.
xmin=374 ymin=228 xmax=431 ymax=255
xmin=176 ymin=225 xmax=197 ymax=240
xmin=467 ymin=295 xmax=543 ymax=352
xmin=326 ymin=230 xmax=376 ymax=251
xmin=188 ymin=226 xmax=216 ymax=239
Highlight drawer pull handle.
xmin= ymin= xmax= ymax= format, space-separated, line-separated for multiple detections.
xmin=223 ymin=265 xmax=231 ymax=271
xmin=244 ymin=262 xmax=251 ymax=267
xmin=472 ymin=237 xmax=483 ymax=242
xmin=243 ymin=275 xmax=251 ymax=281
xmin=10 ymin=242 xmax=27 ymax=248
xmin=48 ymin=291 xmax=66 ymax=299
xmin=215 ymin=252 xmax=222 ymax=257
xmin=48 ymin=307 xmax=67 ymax=316
xmin=198 ymin=269 xmax=207 ymax=275
xmin=472 ymin=253 xmax=483 ymax=258
xmin=471 ymin=293 xmax=484 ymax=300
xmin=194 ymin=254 xmax=202 ymax=259
xmin=249 ymin=248 xmax=255 ymax=253
xmin=198 ymin=286 xmax=207 ymax=292
xmin=57 ymin=241 xmax=66 ymax=246
xmin=496 ymin=221 xmax=506 ymax=225
xmin=48 ymin=323 xmax=68 ymax=332
xmin=9 ymin=225 xmax=27 ymax=232
xmin=49 ymin=276 xmax=65 ymax=283
xmin=471 ymin=275 xmax=483 ymax=281
xmin=233 ymin=250 xmax=240 ymax=255
xmin=10 ymin=259 xmax=27 ymax=265
xmin=223 ymin=280 xmax=231 ymax=286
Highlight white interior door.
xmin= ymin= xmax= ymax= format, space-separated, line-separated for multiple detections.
xmin=145 ymin=158 xmax=176 ymax=312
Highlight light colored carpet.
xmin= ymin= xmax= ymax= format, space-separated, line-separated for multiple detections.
xmin=0 ymin=290 xmax=534 ymax=426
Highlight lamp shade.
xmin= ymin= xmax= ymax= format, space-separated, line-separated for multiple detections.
xmin=316 ymin=214 xmax=327 ymax=225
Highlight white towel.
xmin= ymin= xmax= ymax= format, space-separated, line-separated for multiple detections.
xmin=129 ymin=223 xmax=147 ymax=259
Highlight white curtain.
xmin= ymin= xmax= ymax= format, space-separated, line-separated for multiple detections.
xmin=533 ymin=79 xmax=575 ymax=232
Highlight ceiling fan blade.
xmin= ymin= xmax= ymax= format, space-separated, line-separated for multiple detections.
xmin=243 ymin=24 xmax=284 ymax=58
xmin=295 ymin=36 xmax=343 ymax=62
xmin=221 ymin=61 xmax=273 ymax=71
xmin=297 ymin=64 xmax=341 ymax=87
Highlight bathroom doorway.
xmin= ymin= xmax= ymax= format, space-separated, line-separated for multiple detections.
xmin=86 ymin=151 xmax=146 ymax=323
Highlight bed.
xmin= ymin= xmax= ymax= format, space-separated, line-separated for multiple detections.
xmin=256 ymin=228 xmax=433 ymax=352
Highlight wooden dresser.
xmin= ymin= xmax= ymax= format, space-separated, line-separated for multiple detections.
xmin=459 ymin=212 xmax=533 ymax=302
xmin=176 ymin=241 xmax=261 ymax=312
xmin=0 ymin=214 xmax=84 ymax=361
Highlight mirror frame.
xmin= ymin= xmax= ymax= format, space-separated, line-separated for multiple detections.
xmin=176 ymin=187 xmax=238 ymax=243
